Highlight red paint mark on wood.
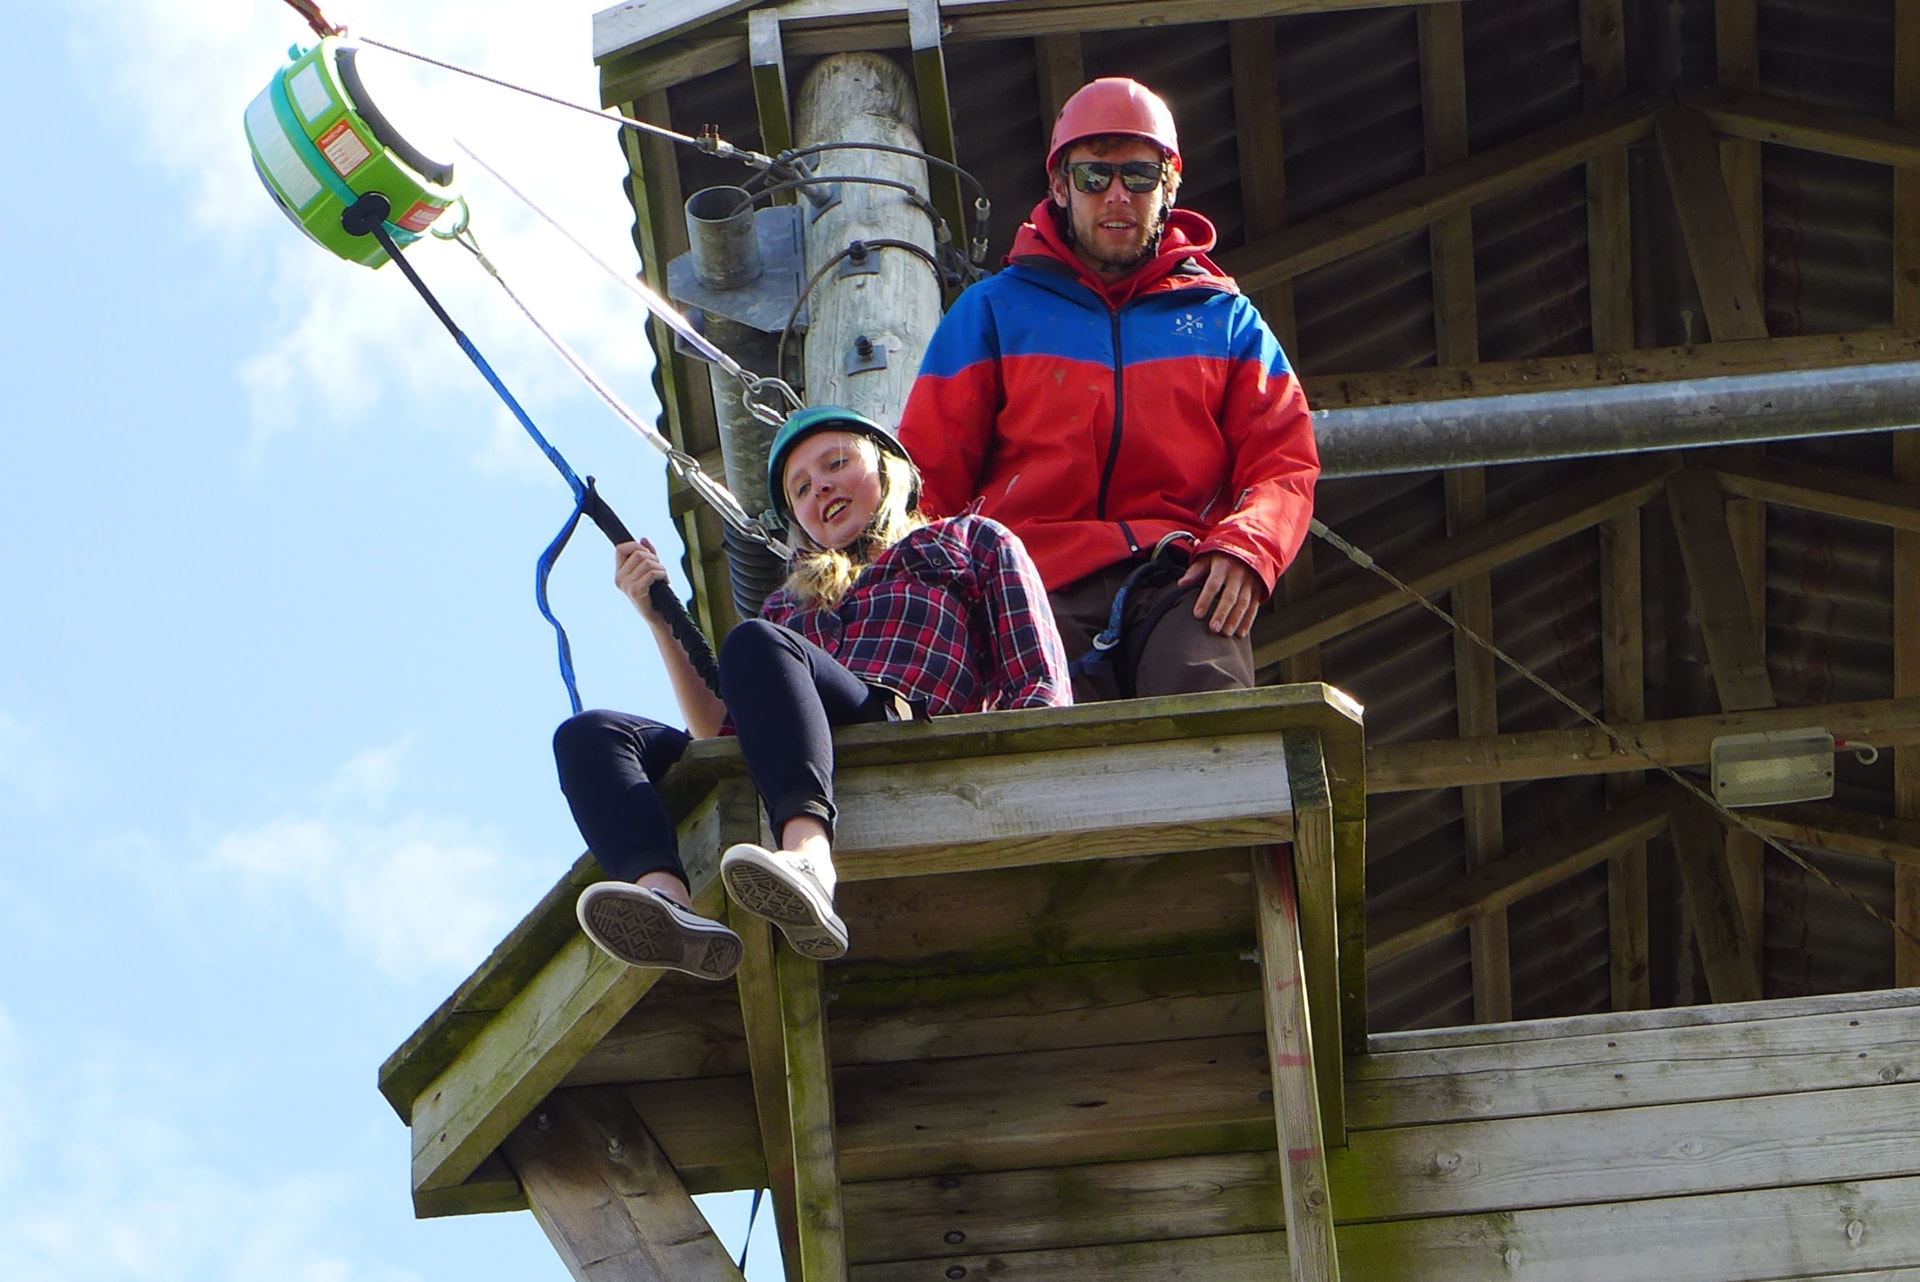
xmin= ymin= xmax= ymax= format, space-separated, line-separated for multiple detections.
xmin=1287 ymin=1145 xmax=1322 ymax=1162
xmin=1273 ymin=1052 xmax=1310 ymax=1067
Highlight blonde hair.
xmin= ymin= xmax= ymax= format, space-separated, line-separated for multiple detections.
xmin=781 ymin=443 xmax=926 ymax=610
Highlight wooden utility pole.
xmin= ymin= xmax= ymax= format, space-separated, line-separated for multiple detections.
xmin=795 ymin=53 xmax=942 ymax=425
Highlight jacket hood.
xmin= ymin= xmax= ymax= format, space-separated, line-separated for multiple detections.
xmin=1007 ymin=198 xmax=1239 ymax=306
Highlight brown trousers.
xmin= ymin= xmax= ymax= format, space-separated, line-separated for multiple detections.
xmin=1049 ymin=561 xmax=1255 ymax=703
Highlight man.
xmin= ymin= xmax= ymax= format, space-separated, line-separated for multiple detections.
xmin=898 ymin=76 xmax=1318 ymax=701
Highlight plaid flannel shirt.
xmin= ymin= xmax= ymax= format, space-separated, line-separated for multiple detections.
xmin=759 ymin=514 xmax=1072 ymax=715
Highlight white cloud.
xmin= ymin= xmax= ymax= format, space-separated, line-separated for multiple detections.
xmin=0 ymin=710 xmax=70 ymax=809
xmin=208 ymin=740 xmax=545 ymax=977
xmin=0 ymin=1010 xmax=421 ymax=1282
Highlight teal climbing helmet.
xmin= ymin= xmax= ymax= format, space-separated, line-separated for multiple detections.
xmin=766 ymin=406 xmax=918 ymax=531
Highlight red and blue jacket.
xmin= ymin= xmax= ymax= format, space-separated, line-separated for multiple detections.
xmin=899 ymin=200 xmax=1318 ymax=593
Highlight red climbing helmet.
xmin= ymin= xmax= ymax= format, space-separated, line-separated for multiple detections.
xmin=1045 ymin=77 xmax=1181 ymax=176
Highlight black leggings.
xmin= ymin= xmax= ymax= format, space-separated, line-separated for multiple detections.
xmin=553 ymin=619 xmax=892 ymax=882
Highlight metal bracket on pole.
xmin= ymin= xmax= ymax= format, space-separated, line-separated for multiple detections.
xmin=845 ymin=334 xmax=888 ymax=375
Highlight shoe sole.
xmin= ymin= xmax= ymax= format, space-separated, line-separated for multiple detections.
xmin=579 ymin=889 xmax=743 ymax=979
xmin=722 ymin=850 xmax=849 ymax=961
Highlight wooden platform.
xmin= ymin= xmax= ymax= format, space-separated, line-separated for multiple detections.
xmin=381 ymin=686 xmax=1365 ymax=1280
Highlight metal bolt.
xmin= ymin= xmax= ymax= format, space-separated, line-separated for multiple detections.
xmin=936 ymin=1176 xmax=961 ymax=1190
xmin=606 ymin=1137 xmax=625 ymax=1159
xmin=944 ymin=1230 xmax=966 ymax=1244
xmin=855 ymin=335 xmax=875 ymax=358
xmin=945 ymin=1268 xmax=967 ymax=1280
xmin=534 ymin=1111 xmax=551 ymax=1132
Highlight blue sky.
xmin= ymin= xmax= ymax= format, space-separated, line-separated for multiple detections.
xmin=1 ymin=0 xmax=775 ymax=1276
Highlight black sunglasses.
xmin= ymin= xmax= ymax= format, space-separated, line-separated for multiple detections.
xmin=1065 ymin=159 xmax=1166 ymax=195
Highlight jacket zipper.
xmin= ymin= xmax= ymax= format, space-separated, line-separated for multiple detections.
xmin=1095 ymin=306 xmax=1124 ymax=521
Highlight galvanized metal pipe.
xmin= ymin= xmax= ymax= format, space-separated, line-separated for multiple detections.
xmin=1314 ymin=361 xmax=1920 ymax=477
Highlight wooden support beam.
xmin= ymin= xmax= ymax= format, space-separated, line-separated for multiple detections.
xmin=729 ymin=912 xmax=803 ymax=1282
xmin=1033 ymin=33 xmax=1084 ymax=140
xmin=1231 ymin=16 xmax=1299 ymax=355
xmin=1668 ymin=799 xmax=1764 ymax=1003
xmin=1895 ymin=0 xmax=1920 ymax=987
xmin=1419 ymin=3 xmax=1507 ymax=1022
xmin=1600 ymin=509 xmax=1651 ymax=1009
xmin=1304 ymin=329 xmax=1920 ymax=408
xmin=1581 ymin=0 xmax=1632 ymax=351
xmin=1714 ymin=454 xmax=1920 ymax=533
xmin=1252 ymin=846 xmax=1341 ymax=1282
xmin=503 ymin=1087 xmax=746 ymax=1282
xmin=1256 ymin=455 xmax=1676 ymax=670
xmin=407 ymin=784 xmax=746 ymax=1199
xmin=1743 ymin=800 xmax=1920 ymax=866
xmin=1654 ymin=106 xmax=1769 ymax=342
xmin=1682 ymin=85 xmax=1920 ymax=171
xmin=1723 ymin=479 xmax=1769 ymax=987
xmin=749 ymin=10 xmax=794 ymax=162
xmin=596 ymin=0 xmax=1470 ymax=66
xmin=1715 ymin=0 xmax=1763 ymax=296
xmin=1283 ymin=730 xmax=1343 ymax=1146
xmin=907 ymin=0 xmax=969 ymax=272
xmin=1219 ymin=92 xmax=1663 ymax=294
xmin=779 ymin=948 xmax=848 ymax=1281
xmin=1665 ymin=467 xmax=1775 ymax=712
xmin=1367 ymin=695 xmax=1920 ymax=792
xmin=1370 ymin=782 xmax=1680 ymax=965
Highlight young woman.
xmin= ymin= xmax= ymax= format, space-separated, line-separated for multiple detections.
xmin=554 ymin=406 xmax=1071 ymax=978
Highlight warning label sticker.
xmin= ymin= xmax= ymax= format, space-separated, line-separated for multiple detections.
xmin=396 ymin=200 xmax=445 ymax=233
xmin=318 ymin=119 xmax=373 ymax=176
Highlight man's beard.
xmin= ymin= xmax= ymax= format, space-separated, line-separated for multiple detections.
xmin=1065 ymin=201 xmax=1168 ymax=273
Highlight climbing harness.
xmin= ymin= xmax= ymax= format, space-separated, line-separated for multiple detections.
xmin=1309 ymin=516 xmax=1920 ymax=950
xmin=1069 ymin=531 xmax=1198 ymax=698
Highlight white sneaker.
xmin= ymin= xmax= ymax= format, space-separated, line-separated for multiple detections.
xmin=720 ymin=843 xmax=849 ymax=961
xmin=576 ymin=882 xmax=743 ymax=980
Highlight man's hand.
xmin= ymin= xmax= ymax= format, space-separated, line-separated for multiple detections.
xmin=1179 ymin=551 xmax=1266 ymax=638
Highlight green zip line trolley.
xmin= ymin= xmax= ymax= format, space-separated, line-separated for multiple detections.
xmin=244 ymin=37 xmax=459 ymax=268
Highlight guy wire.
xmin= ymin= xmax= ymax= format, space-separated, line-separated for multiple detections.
xmin=1308 ymin=515 xmax=1920 ymax=950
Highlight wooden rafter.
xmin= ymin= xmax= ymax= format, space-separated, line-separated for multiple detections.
xmin=1369 ymin=782 xmax=1681 ymax=965
xmin=1420 ymin=1 xmax=1508 ymax=1022
xmin=1714 ymin=455 xmax=1920 ymax=534
xmin=503 ymin=1087 xmax=747 ymax=1282
xmin=1219 ymin=92 xmax=1661 ymax=294
xmin=1665 ymin=468 xmax=1774 ymax=713
xmin=1894 ymin=0 xmax=1920 ymax=986
xmin=1715 ymin=0 xmax=1763 ymax=295
xmin=1581 ymin=0 xmax=1632 ymax=351
xmin=1683 ymin=86 xmax=1920 ymax=171
xmin=731 ymin=916 xmax=806 ymax=1281
xmin=1655 ymin=107 xmax=1768 ymax=342
xmin=1669 ymin=799 xmax=1764 ymax=1003
xmin=908 ymin=0 xmax=968 ymax=269
xmin=1368 ymin=697 xmax=1920 ymax=793
xmin=1601 ymin=506 xmax=1651 ymax=1010
xmin=596 ymin=0 xmax=1468 ymax=66
xmin=1254 ymin=455 xmax=1676 ymax=670
xmin=1744 ymin=801 xmax=1920 ymax=866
